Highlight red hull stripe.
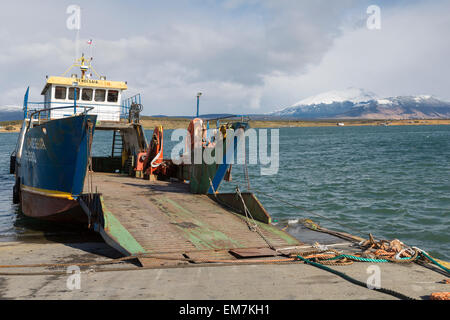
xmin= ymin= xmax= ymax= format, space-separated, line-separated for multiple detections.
xmin=21 ymin=189 xmax=79 ymax=219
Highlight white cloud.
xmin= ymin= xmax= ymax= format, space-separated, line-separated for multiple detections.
xmin=260 ymin=1 xmax=450 ymax=109
xmin=0 ymin=0 xmax=448 ymax=115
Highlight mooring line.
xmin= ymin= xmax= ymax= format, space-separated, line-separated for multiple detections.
xmin=296 ymin=254 xmax=416 ymax=300
xmin=253 ymin=188 xmax=380 ymax=240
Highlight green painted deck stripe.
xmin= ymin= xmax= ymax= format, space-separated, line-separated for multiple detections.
xmin=162 ymin=197 xmax=244 ymax=250
xmin=100 ymin=196 xmax=146 ymax=255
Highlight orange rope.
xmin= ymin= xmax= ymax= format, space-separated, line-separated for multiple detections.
xmin=430 ymin=292 xmax=450 ymax=300
xmin=303 ymin=254 xmax=337 ymax=259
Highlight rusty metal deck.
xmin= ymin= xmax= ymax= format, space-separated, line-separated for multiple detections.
xmin=84 ymin=173 xmax=301 ymax=266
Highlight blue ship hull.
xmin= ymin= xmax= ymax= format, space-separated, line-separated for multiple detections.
xmin=16 ymin=114 xmax=97 ymax=223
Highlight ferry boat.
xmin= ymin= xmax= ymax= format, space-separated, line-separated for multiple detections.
xmin=10 ymin=55 xmax=146 ymax=223
xmin=10 ymin=54 xmax=249 ymax=227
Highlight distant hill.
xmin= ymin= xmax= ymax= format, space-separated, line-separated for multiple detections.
xmin=270 ymin=88 xmax=450 ymax=119
xmin=0 ymin=106 xmax=22 ymax=121
xmin=339 ymin=96 xmax=450 ymax=119
xmin=143 ymin=113 xmax=237 ymax=119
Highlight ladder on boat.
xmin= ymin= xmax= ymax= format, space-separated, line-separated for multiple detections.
xmin=110 ymin=130 xmax=123 ymax=171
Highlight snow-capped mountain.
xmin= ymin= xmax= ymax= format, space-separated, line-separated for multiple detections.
xmin=293 ymin=87 xmax=378 ymax=106
xmin=341 ymin=95 xmax=450 ymax=119
xmin=0 ymin=106 xmax=23 ymax=121
xmin=270 ymin=89 xmax=450 ymax=119
xmin=271 ymin=88 xmax=378 ymax=118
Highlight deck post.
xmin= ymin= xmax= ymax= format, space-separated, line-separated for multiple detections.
xmin=196 ymin=92 xmax=202 ymax=117
xmin=74 ymin=87 xmax=76 ymax=114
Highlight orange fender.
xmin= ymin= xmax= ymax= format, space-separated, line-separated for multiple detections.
xmin=143 ymin=126 xmax=163 ymax=175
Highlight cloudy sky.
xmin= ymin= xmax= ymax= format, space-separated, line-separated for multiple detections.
xmin=0 ymin=0 xmax=449 ymax=116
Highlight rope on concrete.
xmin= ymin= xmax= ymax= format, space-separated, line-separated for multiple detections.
xmin=296 ymin=254 xmax=416 ymax=300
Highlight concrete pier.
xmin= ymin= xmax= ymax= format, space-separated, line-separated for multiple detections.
xmin=2 ymin=174 xmax=447 ymax=300
xmin=0 ymin=239 xmax=447 ymax=300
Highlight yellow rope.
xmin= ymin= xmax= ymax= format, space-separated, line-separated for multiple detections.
xmin=434 ymin=258 xmax=450 ymax=269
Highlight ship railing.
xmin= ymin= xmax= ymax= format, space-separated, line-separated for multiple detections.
xmin=121 ymin=93 xmax=143 ymax=121
xmin=25 ymin=102 xmax=125 ymax=118
xmin=26 ymin=105 xmax=94 ymax=129
xmin=24 ymin=102 xmax=50 ymax=120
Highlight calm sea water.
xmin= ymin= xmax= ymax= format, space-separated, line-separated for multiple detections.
xmin=1 ymin=125 xmax=449 ymax=260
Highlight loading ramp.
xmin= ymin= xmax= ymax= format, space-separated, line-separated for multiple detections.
xmin=81 ymin=173 xmax=301 ymax=267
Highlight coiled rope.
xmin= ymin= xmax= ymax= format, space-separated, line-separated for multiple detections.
xmin=252 ymin=189 xmax=450 ymax=275
xmin=322 ymin=250 xmax=420 ymax=264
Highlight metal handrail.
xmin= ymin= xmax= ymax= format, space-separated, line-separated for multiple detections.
xmin=26 ymin=105 xmax=94 ymax=129
xmin=121 ymin=93 xmax=142 ymax=119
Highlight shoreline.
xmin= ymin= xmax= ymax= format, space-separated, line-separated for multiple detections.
xmin=2 ymin=118 xmax=450 ymax=132
xmin=248 ymin=118 xmax=450 ymax=129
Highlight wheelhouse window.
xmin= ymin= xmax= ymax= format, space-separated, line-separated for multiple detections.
xmin=107 ymin=90 xmax=119 ymax=103
xmin=95 ymin=89 xmax=106 ymax=102
xmin=54 ymin=86 xmax=67 ymax=100
xmin=68 ymin=88 xmax=80 ymax=101
xmin=82 ymin=88 xmax=93 ymax=101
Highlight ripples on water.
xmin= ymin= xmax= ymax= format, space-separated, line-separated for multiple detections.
xmin=0 ymin=133 xmax=18 ymax=239
xmin=1 ymin=125 xmax=449 ymax=259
